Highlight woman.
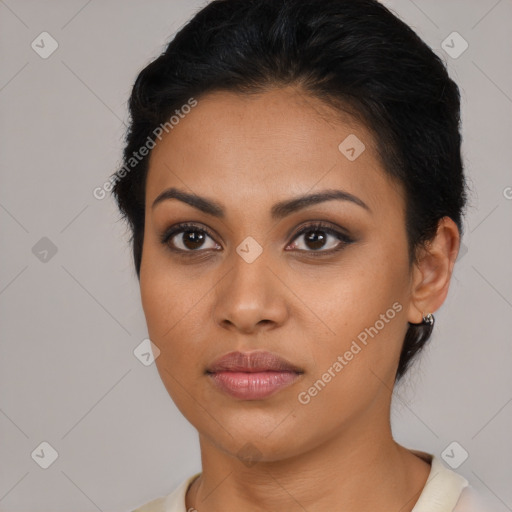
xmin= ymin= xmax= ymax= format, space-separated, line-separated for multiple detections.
xmin=111 ymin=0 xmax=492 ymax=510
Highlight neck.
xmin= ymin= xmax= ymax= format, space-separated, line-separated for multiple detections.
xmin=186 ymin=410 xmax=430 ymax=512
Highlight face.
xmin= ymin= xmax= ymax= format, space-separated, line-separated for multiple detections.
xmin=140 ymin=86 xmax=415 ymax=462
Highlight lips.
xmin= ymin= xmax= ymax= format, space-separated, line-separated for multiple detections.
xmin=206 ymin=350 xmax=303 ymax=400
xmin=207 ymin=350 xmax=303 ymax=373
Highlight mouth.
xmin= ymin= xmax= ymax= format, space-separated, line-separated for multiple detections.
xmin=206 ymin=350 xmax=304 ymax=400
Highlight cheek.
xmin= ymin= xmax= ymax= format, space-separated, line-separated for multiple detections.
xmin=140 ymin=260 xmax=168 ymax=338
xmin=140 ymin=269 xmax=197 ymax=349
xmin=140 ymin=261 xmax=209 ymax=417
xmin=309 ymin=247 xmax=408 ymax=329
xmin=293 ymin=287 xmax=408 ymax=425
xmin=300 ymin=241 xmax=411 ymax=380
xmin=139 ymin=249 xmax=210 ymax=375
xmin=140 ymin=240 xmax=194 ymax=337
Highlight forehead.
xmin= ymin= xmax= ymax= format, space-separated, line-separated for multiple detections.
xmin=145 ymin=87 xmax=401 ymax=215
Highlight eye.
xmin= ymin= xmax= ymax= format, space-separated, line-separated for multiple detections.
xmin=286 ymin=222 xmax=354 ymax=255
xmin=160 ymin=221 xmax=354 ymax=256
xmin=160 ymin=223 xmax=220 ymax=253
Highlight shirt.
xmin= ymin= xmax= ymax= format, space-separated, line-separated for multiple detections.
xmin=132 ymin=451 xmax=493 ymax=511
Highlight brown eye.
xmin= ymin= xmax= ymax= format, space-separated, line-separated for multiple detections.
xmin=175 ymin=230 xmax=210 ymax=250
xmin=161 ymin=223 xmax=220 ymax=252
xmin=295 ymin=229 xmax=332 ymax=250
xmin=287 ymin=222 xmax=354 ymax=254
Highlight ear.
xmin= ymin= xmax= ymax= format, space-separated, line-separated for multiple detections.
xmin=407 ymin=217 xmax=461 ymax=324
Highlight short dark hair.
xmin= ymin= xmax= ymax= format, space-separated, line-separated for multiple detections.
xmin=111 ymin=0 xmax=467 ymax=381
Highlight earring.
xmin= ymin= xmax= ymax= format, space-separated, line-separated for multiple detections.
xmin=422 ymin=312 xmax=434 ymax=326
xmin=409 ymin=312 xmax=435 ymax=326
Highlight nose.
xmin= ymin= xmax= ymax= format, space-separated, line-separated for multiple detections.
xmin=212 ymin=245 xmax=289 ymax=334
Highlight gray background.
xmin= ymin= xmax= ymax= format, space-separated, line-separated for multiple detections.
xmin=0 ymin=0 xmax=511 ymax=510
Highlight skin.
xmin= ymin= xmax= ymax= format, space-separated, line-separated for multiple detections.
xmin=139 ymin=86 xmax=460 ymax=512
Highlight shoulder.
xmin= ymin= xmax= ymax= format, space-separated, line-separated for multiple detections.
xmin=131 ymin=473 xmax=201 ymax=512
xmin=132 ymin=495 xmax=167 ymax=512
xmin=411 ymin=451 xmax=498 ymax=512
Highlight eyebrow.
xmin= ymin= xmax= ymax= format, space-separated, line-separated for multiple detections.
xmin=152 ymin=187 xmax=371 ymax=219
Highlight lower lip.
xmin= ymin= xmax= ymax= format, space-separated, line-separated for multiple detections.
xmin=208 ymin=371 xmax=301 ymax=400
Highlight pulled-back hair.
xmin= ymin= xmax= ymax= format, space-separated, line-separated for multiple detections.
xmin=111 ymin=0 xmax=467 ymax=381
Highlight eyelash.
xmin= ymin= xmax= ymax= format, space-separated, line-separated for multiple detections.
xmin=159 ymin=221 xmax=355 ymax=258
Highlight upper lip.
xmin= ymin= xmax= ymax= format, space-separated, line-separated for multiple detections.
xmin=206 ymin=351 xmax=303 ymax=373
